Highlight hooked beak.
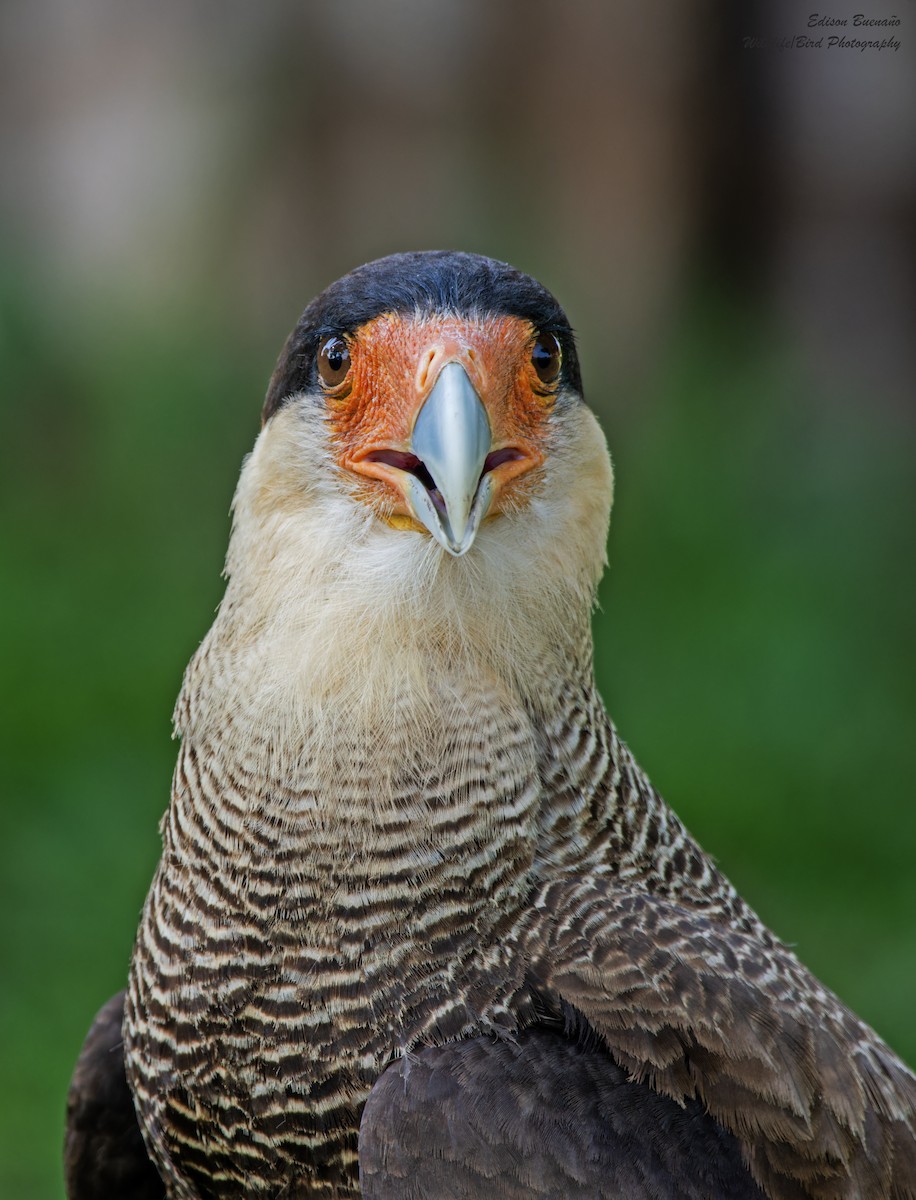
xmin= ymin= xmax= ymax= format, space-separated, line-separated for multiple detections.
xmin=350 ymin=358 xmax=541 ymax=556
xmin=404 ymin=362 xmax=493 ymax=556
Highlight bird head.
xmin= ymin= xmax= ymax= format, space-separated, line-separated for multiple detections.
xmin=260 ymin=251 xmax=591 ymax=560
xmin=215 ymin=253 xmax=613 ymax=737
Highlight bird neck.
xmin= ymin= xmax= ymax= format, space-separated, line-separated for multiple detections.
xmin=165 ymin=569 xmax=594 ymax=952
xmin=167 ymin=410 xmax=609 ymax=943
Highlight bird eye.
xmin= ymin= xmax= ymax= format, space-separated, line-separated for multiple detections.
xmin=317 ymin=335 xmax=352 ymax=388
xmin=531 ymin=332 xmax=561 ymax=387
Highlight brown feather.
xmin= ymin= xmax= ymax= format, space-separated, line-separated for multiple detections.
xmin=522 ymin=880 xmax=916 ymax=1199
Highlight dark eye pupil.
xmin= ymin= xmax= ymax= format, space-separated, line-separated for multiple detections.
xmin=318 ymin=336 xmax=351 ymax=386
xmin=532 ymin=333 xmax=560 ymax=385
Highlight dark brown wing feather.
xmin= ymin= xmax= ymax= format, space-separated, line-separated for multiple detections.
xmin=359 ymin=1027 xmax=767 ymax=1199
xmin=522 ymin=880 xmax=916 ymax=1200
xmin=65 ymin=991 xmax=165 ymax=1200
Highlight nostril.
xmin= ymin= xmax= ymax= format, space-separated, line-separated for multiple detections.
xmin=416 ymin=348 xmax=437 ymax=393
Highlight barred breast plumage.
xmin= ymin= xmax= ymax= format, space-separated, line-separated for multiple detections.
xmin=66 ymin=252 xmax=916 ymax=1200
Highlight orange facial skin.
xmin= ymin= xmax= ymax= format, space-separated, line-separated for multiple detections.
xmin=322 ymin=312 xmax=558 ymax=525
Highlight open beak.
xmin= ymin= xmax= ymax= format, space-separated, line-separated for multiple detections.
xmin=351 ymin=357 xmax=540 ymax=556
xmin=404 ymin=362 xmax=493 ymax=556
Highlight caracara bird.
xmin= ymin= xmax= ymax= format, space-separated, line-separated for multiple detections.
xmin=65 ymin=252 xmax=916 ymax=1199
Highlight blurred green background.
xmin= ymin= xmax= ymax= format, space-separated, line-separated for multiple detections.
xmin=2 ymin=3 xmax=914 ymax=1197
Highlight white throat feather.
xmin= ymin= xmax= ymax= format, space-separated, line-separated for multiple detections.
xmin=175 ymin=395 xmax=613 ymax=802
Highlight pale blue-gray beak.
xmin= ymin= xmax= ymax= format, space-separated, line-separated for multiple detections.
xmin=405 ymin=362 xmax=494 ymax=556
